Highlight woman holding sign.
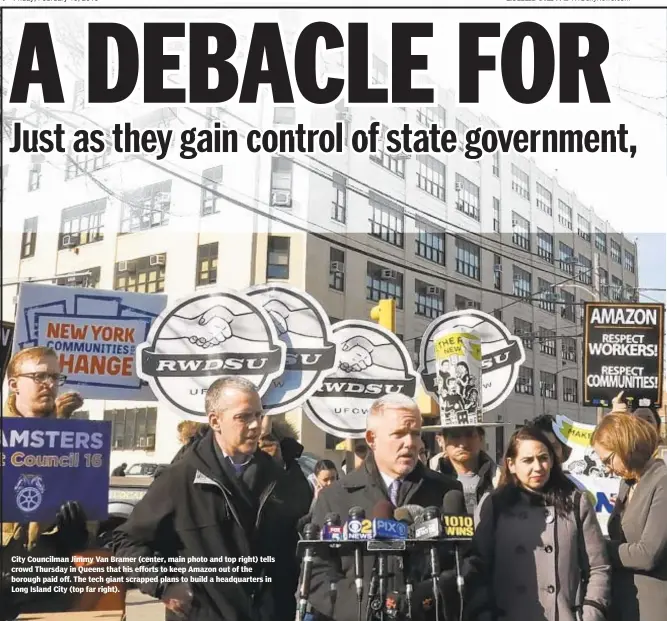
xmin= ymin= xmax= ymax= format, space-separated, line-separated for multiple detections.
xmin=468 ymin=426 xmax=611 ymax=621
xmin=592 ymin=413 xmax=667 ymax=621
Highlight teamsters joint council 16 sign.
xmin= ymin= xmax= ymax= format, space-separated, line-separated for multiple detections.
xmin=583 ymin=302 xmax=664 ymax=408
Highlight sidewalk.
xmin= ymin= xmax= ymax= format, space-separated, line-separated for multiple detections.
xmin=125 ymin=590 xmax=163 ymax=621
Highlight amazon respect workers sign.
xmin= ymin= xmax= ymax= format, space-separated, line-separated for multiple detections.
xmin=1 ymin=417 xmax=111 ymax=523
xmin=552 ymin=415 xmax=621 ymax=536
xmin=13 ymin=283 xmax=167 ymax=400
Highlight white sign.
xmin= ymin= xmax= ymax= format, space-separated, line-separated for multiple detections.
xmin=136 ymin=290 xmax=286 ymax=419
xmin=245 ymin=285 xmax=338 ymax=415
xmin=303 ymin=320 xmax=419 ymax=439
xmin=418 ymin=310 xmax=525 ymax=413
xmin=13 ymin=284 xmax=166 ymax=400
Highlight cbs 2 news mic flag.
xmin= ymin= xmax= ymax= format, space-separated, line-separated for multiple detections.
xmin=583 ymin=302 xmax=664 ymax=408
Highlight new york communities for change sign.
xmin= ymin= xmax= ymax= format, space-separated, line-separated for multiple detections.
xmin=584 ymin=302 xmax=664 ymax=408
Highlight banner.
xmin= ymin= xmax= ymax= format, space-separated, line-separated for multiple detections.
xmin=1 ymin=320 xmax=14 ymax=379
xmin=13 ymin=284 xmax=166 ymax=400
xmin=1 ymin=417 xmax=112 ymax=523
xmin=553 ymin=414 xmax=621 ymax=535
xmin=583 ymin=302 xmax=664 ymax=408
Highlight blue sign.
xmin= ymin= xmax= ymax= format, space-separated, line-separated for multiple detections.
xmin=1 ymin=417 xmax=111 ymax=523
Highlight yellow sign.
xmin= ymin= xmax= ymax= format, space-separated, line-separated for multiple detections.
xmin=434 ymin=333 xmax=482 ymax=360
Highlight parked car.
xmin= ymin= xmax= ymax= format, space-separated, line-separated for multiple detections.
xmin=125 ymin=462 xmax=168 ymax=477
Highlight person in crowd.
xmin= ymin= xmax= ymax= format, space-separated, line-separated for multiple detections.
xmin=1 ymin=347 xmax=90 ymax=620
xmin=434 ymin=426 xmax=497 ymax=515
xmin=112 ymin=376 xmax=302 ymax=621
xmin=340 ymin=441 xmax=369 ymax=474
xmin=111 ymin=463 xmax=128 ymax=477
xmin=591 ymin=413 xmax=667 ymax=621
xmin=418 ymin=438 xmax=430 ymax=466
xmin=308 ymin=394 xmax=466 ymax=621
xmin=428 ymin=432 xmax=445 ymax=469
xmin=310 ymin=459 xmax=339 ymax=501
xmin=632 ymin=407 xmax=667 ymax=463
xmin=469 ymin=425 xmax=611 ymax=621
xmin=530 ymin=414 xmax=573 ymax=465
xmin=171 ymin=420 xmax=211 ymax=464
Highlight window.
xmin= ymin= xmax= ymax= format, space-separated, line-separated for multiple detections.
xmin=28 ymin=163 xmax=41 ymax=191
xmin=414 ymin=338 xmax=422 ymax=365
xmin=577 ymin=255 xmax=592 ymax=285
xmin=370 ymin=194 xmax=404 ymax=247
xmin=329 ymin=247 xmax=345 ymax=292
xmin=610 ymin=239 xmax=622 ymax=264
xmin=515 ymin=366 xmax=534 ymax=395
xmin=416 ymin=154 xmax=446 ymax=201
xmin=415 ymin=220 xmax=445 ymax=265
xmin=20 ymin=216 xmax=38 ymax=259
xmin=372 ymin=55 xmax=388 ymax=84
xmin=595 ymin=228 xmax=607 ymax=253
xmin=539 ymin=327 xmax=556 ymax=356
xmin=415 ymin=280 xmax=445 ymax=319
xmin=66 ymin=148 xmax=109 ymax=179
xmin=370 ymin=121 xmax=405 ymax=177
xmin=59 ymin=199 xmax=105 ymax=249
xmin=537 ymin=229 xmax=553 ymax=263
xmin=577 ymin=215 xmax=591 ymax=241
xmin=492 ymin=151 xmax=499 ymax=177
xmin=55 ymin=266 xmax=100 ymax=288
xmin=511 ymin=164 xmax=530 ymax=200
xmin=559 ymin=242 xmax=574 ymax=273
xmin=332 ymin=174 xmax=347 ymax=223
xmin=196 ymin=243 xmax=218 ymax=286
xmin=493 ymin=255 xmax=502 ymax=290
xmin=366 ymin=262 xmax=404 ymax=309
xmin=456 ymin=119 xmax=468 ymax=151
xmin=325 ymin=434 xmax=343 ymax=450
xmin=599 ymin=268 xmax=609 ymax=298
xmin=270 ymin=157 xmax=293 ymax=206
xmin=114 ymin=254 xmax=166 ymax=293
xmin=536 ymin=183 xmax=553 ymax=215
xmin=455 ymin=295 xmax=480 ymax=311
xmin=513 ymin=266 xmax=532 ymax=301
xmin=417 ymin=106 xmax=446 ymax=130
xmin=120 ymin=180 xmax=171 ymax=233
xmin=201 ymin=166 xmax=222 ymax=215
xmin=562 ymin=337 xmax=577 ymax=363
xmin=273 ymin=107 xmax=296 ymax=124
xmin=625 ymin=284 xmax=637 ymax=303
xmin=105 ymin=407 xmax=157 ymax=450
xmin=611 ymin=276 xmax=623 ymax=301
xmin=558 ymin=200 xmax=573 ymax=230
xmin=455 ymin=238 xmax=481 ymax=280
xmin=563 ymin=377 xmax=578 ymax=403
xmin=624 ymin=250 xmax=635 ymax=273
xmin=493 ymin=309 xmax=503 ymax=321
xmin=538 ymin=279 xmax=556 ymax=313
xmin=514 ymin=318 xmax=533 ymax=350
xmin=267 ymin=236 xmax=290 ymax=279
xmin=455 ymin=174 xmax=480 ymax=220
xmin=493 ymin=198 xmax=500 ymax=232
xmin=560 ymin=290 xmax=576 ymax=322
xmin=512 ymin=212 xmax=531 ymax=251
xmin=540 ymin=372 xmax=557 ymax=400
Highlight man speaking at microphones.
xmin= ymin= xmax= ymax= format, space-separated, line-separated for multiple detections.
xmin=307 ymin=394 xmax=466 ymax=621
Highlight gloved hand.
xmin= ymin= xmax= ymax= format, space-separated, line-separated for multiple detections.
xmin=55 ymin=501 xmax=89 ymax=553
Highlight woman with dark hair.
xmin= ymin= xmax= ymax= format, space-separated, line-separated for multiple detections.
xmin=468 ymin=425 xmax=610 ymax=621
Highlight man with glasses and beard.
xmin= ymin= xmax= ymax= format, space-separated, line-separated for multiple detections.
xmin=1 ymin=347 xmax=90 ymax=620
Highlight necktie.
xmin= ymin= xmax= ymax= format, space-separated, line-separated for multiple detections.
xmin=389 ymin=479 xmax=401 ymax=506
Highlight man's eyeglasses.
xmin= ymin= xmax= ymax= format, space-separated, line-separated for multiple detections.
xmin=16 ymin=372 xmax=67 ymax=386
xmin=601 ymin=452 xmax=616 ymax=468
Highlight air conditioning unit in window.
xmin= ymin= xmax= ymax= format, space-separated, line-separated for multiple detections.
xmin=150 ymin=254 xmax=165 ymax=266
xmin=466 ymin=301 xmax=477 ymax=308
xmin=394 ymin=153 xmax=412 ymax=160
xmin=138 ymin=438 xmax=146 ymax=448
xmin=330 ymin=261 xmax=344 ymax=273
xmin=113 ymin=440 xmax=123 ymax=449
xmin=271 ymin=190 xmax=292 ymax=207
xmin=117 ymin=260 xmax=137 ymax=273
xmin=426 ymin=285 xmax=440 ymax=296
xmin=154 ymin=192 xmax=171 ymax=204
xmin=493 ymin=264 xmax=503 ymax=273
xmin=146 ymin=436 xmax=155 ymax=448
xmin=62 ymin=233 xmax=80 ymax=248
xmin=66 ymin=275 xmax=78 ymax=283
xmin=381 ymin=269 xmax=397 ymax=280
xmin=455 ymin=182 xmax=463 ymax=192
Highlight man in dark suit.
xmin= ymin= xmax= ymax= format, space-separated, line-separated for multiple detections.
xmin=307 ymin=394 xmax=465 ymax=621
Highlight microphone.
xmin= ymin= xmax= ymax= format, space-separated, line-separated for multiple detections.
xmin=323 ymin=513 xmax=342 ymax=614
xmin=370 ymin=501 xmax=394 ymax=615
xmin=394 ymin=506 xmax=421 ymax=620
xmin=441 ymin=489 xmax=473 ymax=605
xmin=394 ymin=504 xmax=424 ymax=531
xmin=322 ymin=512 xmax=344 ymax=541
xmin=345 ymin=507 xmax=366 ymax=604
xmin=297 ymin=522 xmax=320 ymax=621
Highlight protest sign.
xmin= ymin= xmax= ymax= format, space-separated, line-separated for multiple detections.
xmin=1 ymin=417 xmax=112 ymax=523
xmin=12 ymin=283 xmax=166 ymax=400
xmin=552 ymin=414 xmax=620 ymax=535
xmin=583 ymin=302 xmax=664 ymax=408
xmin=1 ymin=320 xmax=14 ymax=379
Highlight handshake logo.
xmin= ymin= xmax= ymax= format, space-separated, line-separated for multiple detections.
xmin=137 ymin=291 xmax=286 ymax=418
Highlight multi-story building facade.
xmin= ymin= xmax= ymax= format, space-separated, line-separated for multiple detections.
xmin=2 ymin=85 xmax=639 ymax=468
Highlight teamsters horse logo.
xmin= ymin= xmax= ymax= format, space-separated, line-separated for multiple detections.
xmin=136 ymin=290 xmax=286 ymax=419
xmin=15 ymin=474 xmax=46 ymax=514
